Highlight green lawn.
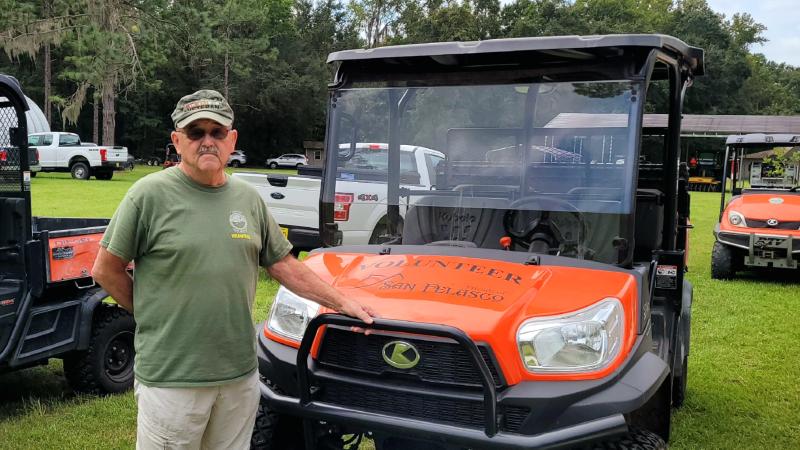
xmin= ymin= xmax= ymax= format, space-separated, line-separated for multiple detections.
xmin=1 ymin=168 xmax=798 ymax=449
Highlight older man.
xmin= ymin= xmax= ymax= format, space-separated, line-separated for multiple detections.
xmin=92 ymin=89 xmax=375 ymax=450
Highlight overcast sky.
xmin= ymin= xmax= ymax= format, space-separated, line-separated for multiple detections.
xmin=706 ymin=0 xmax=799 ymax=67
xmin=497 ymin=0 xmax=799 ymax=67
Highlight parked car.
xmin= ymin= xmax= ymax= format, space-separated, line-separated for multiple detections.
xmin=265 ymin=153 xmax=307 ymax=169
xmin=228 ymin=149 xmax=247 ymax=167
xmin=28 ymin=131 xmax=129 ymax=180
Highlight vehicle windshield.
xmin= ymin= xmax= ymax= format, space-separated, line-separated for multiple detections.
xmin=324 ymin=81 xmax=642 ymax=264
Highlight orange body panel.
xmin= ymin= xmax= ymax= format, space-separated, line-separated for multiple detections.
xmin=264 ymin=252 xmax=640 ymax=384
xmin=720 ymin=193 xmax=800 ymax=236
xmin=48 ymin=233 xmax=104 ymax=282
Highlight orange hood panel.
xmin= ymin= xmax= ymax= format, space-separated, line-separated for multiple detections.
xmin=721 ymin=193 xmax=800 ymax=235
xmin=294 ymin=252 xmax=640 ymax=383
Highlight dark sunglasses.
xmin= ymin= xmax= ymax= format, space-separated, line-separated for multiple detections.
xmin=180 ymin=126 xmax=229 ymax=141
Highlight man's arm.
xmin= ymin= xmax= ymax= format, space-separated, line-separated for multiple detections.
xmin=266 ymin=254 xmax=375 ymax=324
xmin=92 ymin=247 xmax=134 ymax=313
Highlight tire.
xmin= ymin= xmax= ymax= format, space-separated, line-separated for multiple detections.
xmin=251 ymin=403 xmax=305 ymax=450
xmin=64 ymin=305 xmax=135 ymax=395
xmin=269 ymin=162 xmax=278 ymax=169
xmin=672 ymin=354 xmax=688 ymax=408
xmin=711 ymin=241 xmax=737 ymax=279
xmin=95 ymin=170 xmax=113 ymax=180
xmin=231 ymin=160 xmax=241 ymax=168
xmin=30 ymin=171 xmax=37 ymax=177
xmin=369 ymin=223 xmax=388 ymax=244
xmin=70 ymin=162 xmax=90 ymax=180
xmin=588 ymin=428 xmax=666 ymax=450
xmin=296 ymin=163 xmax=302 ymax=169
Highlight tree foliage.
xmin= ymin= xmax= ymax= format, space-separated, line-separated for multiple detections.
xmin=0 ymin=0 xmax=797 ymax=161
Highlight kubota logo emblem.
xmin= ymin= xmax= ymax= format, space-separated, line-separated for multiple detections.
xmin=382 ymin=341 xmax=420 ymax=369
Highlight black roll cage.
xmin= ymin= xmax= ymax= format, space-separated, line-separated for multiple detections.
xmin=320 ymin=37 xmax=700 ymax=267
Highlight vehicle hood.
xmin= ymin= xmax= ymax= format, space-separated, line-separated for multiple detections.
xmin=304 ymin=252 xmax=638 ymax=341
xmin=722 ymin=193 xmax=800 ymax=233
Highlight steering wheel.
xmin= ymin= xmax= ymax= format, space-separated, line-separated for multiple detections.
xmin=503 ymin=195 xmax=589 ymax=257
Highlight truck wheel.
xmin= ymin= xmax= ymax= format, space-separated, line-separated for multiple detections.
xmin=231 ymin=160 xmax=241 ymax=167
xmin=30 ymin=171 xmax=37 ymax=177
xmin=589 ymin=428 xmax=666 ymax=450
xmin=71 ymin=162 xmax=90 ymax=180
xmin=251 ymin=403 xmax=306 ymax=450
xmin=64 ymin=305 xmax=135 ymax=395
xmin=95 ymin=171 xmax=113 ymax=180
xmin=672 ymin=354 xmax=688 ymax=408
xmin=269 ymin=162 xmax=278 ymax=169
xmin=711 ymin=241 xmax=736 ymax=279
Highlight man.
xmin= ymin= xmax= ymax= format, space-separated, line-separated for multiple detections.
xmin=92 ymin=89 xmax=376 ymax=450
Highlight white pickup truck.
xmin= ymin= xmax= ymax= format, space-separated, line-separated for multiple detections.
xmin=233 ymin=143 xmax=444 ymax=252
xmin=28 ymin=131 xmax=129 ymax=180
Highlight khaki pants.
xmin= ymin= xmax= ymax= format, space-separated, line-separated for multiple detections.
xmin=134 ymin=371 xmax=260 ymax=450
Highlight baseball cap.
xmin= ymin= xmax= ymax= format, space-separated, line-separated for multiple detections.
xmin=171 ymin=89 xmax=234 ymax=129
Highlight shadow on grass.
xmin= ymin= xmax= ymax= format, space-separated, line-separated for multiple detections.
xmin=0 ymin=361 xmax=88 ymax=422
xmin=729 ymin=267 xmax=800 ymax=285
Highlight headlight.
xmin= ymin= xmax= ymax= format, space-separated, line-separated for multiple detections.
xmin=266 ymin=286 xmax=320 ymax=341
xmin=517 ymin=298 xmax=624 ymax=373
xmin=728 ymin=210 xmax=747 ymax=227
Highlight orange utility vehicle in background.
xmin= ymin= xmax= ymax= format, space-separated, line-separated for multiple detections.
xmin=252 ymin=35 xmax=702 ymax=450
xmin=0 ymin=74 xmax=134 ymax=394
xmin=712 ymin=134 xmax=800 ymax=278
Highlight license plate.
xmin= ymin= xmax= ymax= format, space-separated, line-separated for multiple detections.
xmin=280 ymin=227 xmax=288 ymax=239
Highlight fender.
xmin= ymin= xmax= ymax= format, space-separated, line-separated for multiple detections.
xmin=75 ymin=287 xmax=111 ymax=350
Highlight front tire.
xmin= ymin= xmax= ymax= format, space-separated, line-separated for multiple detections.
xmin=231 ymin=160 xmax=241 ymax=168
xmin=251 ymin=403 xmax=305 ymax=450
xmin=71 ymin=162 xmax=90 ymax=180
xmin=64 ymin=305 xmax=135 ymax=395
xmin=711 ymin=241 xmax=737 ymax=279
xmin=269 ymin=162 xmax=278 ymax=169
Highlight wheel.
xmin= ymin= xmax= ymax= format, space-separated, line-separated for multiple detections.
xmin=296 ymin=163 xmax=302 ymax=169
xmin=231 ymin=160 xmax=241 ymax=168
xmin=269 ymin=162 xmax=278 ymax=169
xmin=711 ymin=241 xmax=737 ymax=279
xmin=672 ymin=354 xmax=688 ymax=408
xmin=70 ymin=162 xmax=90 ymax=180
xmin=251 ymin=403 xmax=305 ymax=450
xmin=95 ymin=170 xmax=113 ymax=180
xmin=64 ymin=305 xmax=135 ymax=395
xmin=30 ymin=171 xmax=37 ymax=177
xmin=587 ymin=428 xmax=666 ymax=450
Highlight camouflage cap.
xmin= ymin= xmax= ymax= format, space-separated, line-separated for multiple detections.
xmin=171 ymin=89 xmax=234 ymax=129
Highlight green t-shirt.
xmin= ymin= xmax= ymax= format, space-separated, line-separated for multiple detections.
xmin=101 ymin=167 xmax=292 ymax=387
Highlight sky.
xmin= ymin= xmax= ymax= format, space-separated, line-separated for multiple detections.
xmin=497 ymin=0 xmax=799 ymax=67
xmin=705 ymin=0 xmax=799 ymax=67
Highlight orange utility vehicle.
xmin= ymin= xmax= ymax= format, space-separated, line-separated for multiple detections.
xmin=712 ymin=134 xmax=800 ymax=278
xmin=253 ymin=35 xmax=702 ymax=450
xmin=0 ymin=75 xmax=135 ymax=394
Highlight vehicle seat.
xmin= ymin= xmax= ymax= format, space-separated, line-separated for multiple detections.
xmin=402 ymin=197 xmax=507 ymax=249
xmin=633 ymin=189 xmax=664 ymax=261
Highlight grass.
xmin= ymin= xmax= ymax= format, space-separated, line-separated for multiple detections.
xmin=1 ymin=168 xmax=798 ymax=449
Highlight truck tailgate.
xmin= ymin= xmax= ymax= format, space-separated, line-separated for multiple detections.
xmin=233 ymin=172 xmax=320 ymax=230
xmin=103 ymin=146 xmax=128 ymax=163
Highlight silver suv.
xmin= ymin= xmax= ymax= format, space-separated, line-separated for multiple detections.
xmin=227 ymin=150 xmax=247 ymax=167
xmin=265 ymin=153 xmax=307 ymax=169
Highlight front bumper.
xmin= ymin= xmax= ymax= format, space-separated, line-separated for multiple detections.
xmin=715 ymin=226 xmax=799 ymax=269
xmin=256 ymin=316 xmax=668 ymax=449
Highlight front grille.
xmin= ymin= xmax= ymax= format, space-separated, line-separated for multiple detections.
xmin=317 ymin=379 xmax=529 ymax=433
xmin=746 ymin=218 xmax=800 ymax=230
xmin=317 ymin=327 xmax=504 ymax=388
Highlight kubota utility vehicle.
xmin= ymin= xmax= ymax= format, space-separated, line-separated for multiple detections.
xmin=712 ymin=134 xmax=800 ymax=279
xmin=0 ymin=74 xmax=135 ymax=395
xmin=253 ymin=34 xmax=702 ymax=450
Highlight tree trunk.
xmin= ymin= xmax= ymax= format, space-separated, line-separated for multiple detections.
xmin=224 ymin=47 xmax=229 ymax=99
xmin=44 ymin=43 xmax=51 ymax=124
xmin=92 ymin=93 xmax=99 ymax=144
xmin=101 ymin=78 xmax=115 ymax=145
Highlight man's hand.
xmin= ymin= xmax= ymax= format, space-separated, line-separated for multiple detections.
xmin=267 ymin=254 xmax=379 ymax=327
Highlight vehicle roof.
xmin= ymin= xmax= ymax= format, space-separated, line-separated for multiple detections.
xmin=328 ymin=34 xmax=704 ymax=76
xmin=725 ymin=133 xmax=800 ymax=147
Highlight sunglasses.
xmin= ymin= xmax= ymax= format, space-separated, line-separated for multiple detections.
xmin=180 ymin=126 xmax=230 ymax=141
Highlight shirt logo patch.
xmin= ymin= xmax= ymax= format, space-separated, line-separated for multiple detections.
xmin=229 ymin=211 xmax=251 ymax=239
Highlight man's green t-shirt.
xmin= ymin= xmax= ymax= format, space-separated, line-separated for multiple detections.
xmin=101 ymin=167 xmax=292 ymax=387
